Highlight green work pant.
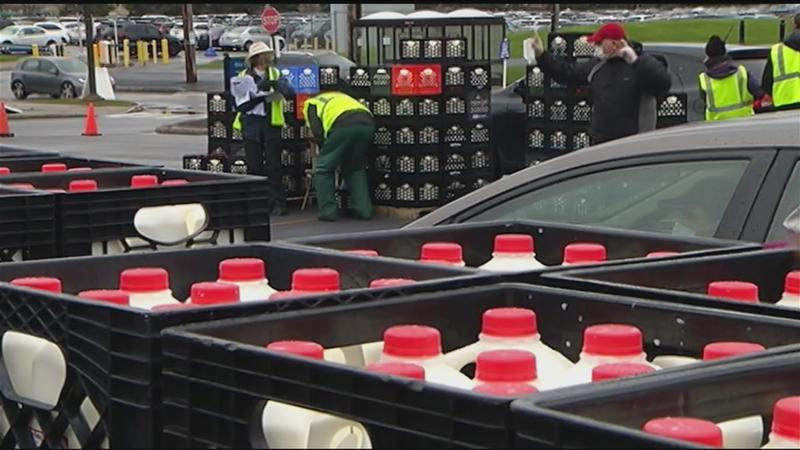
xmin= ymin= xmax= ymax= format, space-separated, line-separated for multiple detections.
xmin=314 ymin=124 xmax=375 ymax=219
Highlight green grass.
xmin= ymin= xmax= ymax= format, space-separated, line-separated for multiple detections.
xmin=198 ymin=59 xmax=224 ymax=70
xmin=508 ymin=18 xmax=789 ymax=59
xmin=25 ymin=98 xmax=137 ymax=107
xmin=0 ymin=55 xmax=25 ymax=62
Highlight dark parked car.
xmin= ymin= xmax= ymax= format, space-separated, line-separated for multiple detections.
xmin=491 ymin=43 xmax=771 ymax=175
xmin=408 ymin=111 xmax=800 ymax=244
xmin=95 ymin=23 xmax=182 ymax=57
xmin=10 ymin=56 xmax=116 ymax=99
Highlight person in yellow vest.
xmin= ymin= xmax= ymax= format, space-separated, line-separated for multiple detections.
xmin=303 ymin=91 xmax=374 ymax=222
xmin=762 ymin=13 xmax=800 ymax=110
xmin=230 ymin=41 xmax=294 ymax=216
xmin=698 ymin=35 xmax=766 ymax=121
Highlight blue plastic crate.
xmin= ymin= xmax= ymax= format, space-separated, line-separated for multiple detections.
xmin=278 ymin=65 xmax=320 ymax=95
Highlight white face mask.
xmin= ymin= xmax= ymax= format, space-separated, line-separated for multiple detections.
xmin=594 ymin=46 xmax=607 ymax=60
xmin=254 ymin=67 xmax=266 ymax=77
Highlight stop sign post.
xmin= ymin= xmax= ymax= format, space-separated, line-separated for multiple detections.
xmin=261 ymin=6 xmax=281 ymax=34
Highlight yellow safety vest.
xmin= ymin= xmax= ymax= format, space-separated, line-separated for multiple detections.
xmin=232 ymin=67 xmax=285 ymax=131
xmin=698 ymin=65 xmax=754 ymax=121
xmin=303 ymin=92 xmax=371 ymax=138
xmin=770 ymin=43 xmax=800 ymax=107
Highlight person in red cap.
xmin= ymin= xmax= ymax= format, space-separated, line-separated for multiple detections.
xmin=530 ymin=23 xmax=671 ymax=144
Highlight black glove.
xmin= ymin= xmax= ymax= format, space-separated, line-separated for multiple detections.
xmin=257 ymin=79 xmax=277 ymax=91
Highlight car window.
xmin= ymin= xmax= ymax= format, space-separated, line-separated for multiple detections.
xmin=38 ymin=60 xmax=57 ymax=74
xmin=469 ymin=160 xmax=749 ymax=238
xmin=20 ymin=59 xmax=39 ymax=71
xmin=766 ymin=161 xmax=800 ymax=242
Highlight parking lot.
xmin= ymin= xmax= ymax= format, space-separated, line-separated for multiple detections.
xmin=0 ymin=3 xmax=799 ymax=449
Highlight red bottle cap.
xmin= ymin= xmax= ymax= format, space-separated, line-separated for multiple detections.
xmin=771 ymin=396 xmax=800 ymax=440
xmin=161 ymin=179 xmax=189 ymax=186
xmin=369 ymin=278 xmax=416 ymax=288
xmin=190 ymin=282 xmax=240 ymax=305
xmin=582 ymin=324 xmax=644 ymax=356
xmin=494 ymin=234 xmax=535 ymax=254
xmin=473 ymin=383 xmax=538 ymax=397
xmin=591 ymin=363 xmax=655 ymax=382
xmin=481 ymin=307 xmax=538 ymax=337
xmin=383 ymin=325 xmax=441 ymax=358
xmin=78 ymin=289 xmax=130 ymax=306
xmin=130 ymin=175 xmax=159 ymax=188
xmin=345 ymin=249 xmax=379 ymax=257
xmin=785 ymin=271 xmax=800 ymax=295
xmin=0 ymin=167 xmax=10 ymax=175
xmin=365 ymin=362 xmax=425 ymax=380
xmin=702 ymin=342 xmax=766 ymax=361
xmin=218 ymin=258 xmax=266 ymax=282
xmin=642 ymin=417 xmax=723 ymax=447
xmin=707 ymin=281 xmax=759 ymax=303
xmin=10 ymin=277 xmax=62 ymax=293
xmin=291 ymin=268 xmax=340 ymax=292
xmin=563 ymin=243 xmax=607 ymax=264
xmin=419 ymin=242 xmax=463 ymax=264
xmin=646 ymin=251 xmax=680 ymax=258
xmin=475 ymin=349 xmax=537 ymax=383
xmin=119 ymin=267 xmax=170 ymax=292
xmin=68 ymin=179 xmax=98 ymax=192
xmin=41 ymin=163 xmax=67 ymax=173
xmin=266 ymin=340 xmax=324 ymax=360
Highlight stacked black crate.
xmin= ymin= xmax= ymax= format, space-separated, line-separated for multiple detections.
xmin=195 ymin=92 xmax=234 ymax=173
xmin=441 ymin=58 xmax=495 ymax=203
xmin=524 ymin=33 xmax=594 ymax=166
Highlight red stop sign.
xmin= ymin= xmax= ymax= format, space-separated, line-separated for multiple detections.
xmin=261 ymin=7 xmax=281 ymax=34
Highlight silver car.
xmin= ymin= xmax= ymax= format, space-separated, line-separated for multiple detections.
xmin=408 ymin=111 xmax=800 ymax=243
xmin=218 ymin=26 xmax=272 ymax=52
xmin=10 ymin=57 xmax=115 ymax=99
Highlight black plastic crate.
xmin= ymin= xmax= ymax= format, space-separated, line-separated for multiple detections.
xmin=542 ymin=248 xmax=800 ymax=320
xmin=399 ymin=38 xmax=423 ymax=60
xmin=0 ymin=168 xmax=272 ymax=257
xmin=349 ymin=66 xmax=372 ymax=93
xmin=370 ymin=66 xmax=392 ymax=96
xmin=466 ymin=63 xmax=491 ymax=91
xmin=206 ymin=92 xmax=233 ymax=117
xmin=207 ymin=116 xmax=234 ymax=141
xmin=545 ymin=97 xmax=593 ymax=125
xmin=441 ymin=170 xmax=495 ymax=202
xmin=373 ymin=124 xmax=393 ymax=147
xmin=656 ymin=93 xmax=689 ymax=129
xmin=0 ymin=145 xmax=59 ymax=159
xmin=443 ymin=64 xmax=467 ymax=93
xmin=292 ymin=220 xmax=751 ymax=268
xmin=0 ymin=243 xmax=480 ymax=448
xmin=441 ymin=144 xmax=494 ymax=174
xmin=279 ymin=144 xmax=312 ymax=171
xmin=443 ymin=95 xmax=468 ymax=117
xmin=370 ymin=172 xmax=442 ymax=208
xmin=369 ymin=96 xmax=391 ymax=118
xmin=318 ymin=65 xmax=341 ymax=90
xmin=376 ymin=146 xmax=441 ymax=175
xmin=511 ymin=351 xmax=800 ymax=448
xmin=527 ymin=123 xmax=590 ymax=154
xmin=280 ymin=169 xmax=311 ymax=199
xmin=160 ymin=283 xmax=800 ymax=448
xmin=547 ymin=32 xmax=595 ymax=59
xmin=467 ymin=90 xmax=491 ymax=117
xmin=0 ymin=187 xmax=57 ymax=262
xmin=417 ymin=97 xmax=442 ymax=118
xmin=391 ymin=97 xmax=417 ymax=119
xmin=0 ymin=157 xmax=142 ymax=175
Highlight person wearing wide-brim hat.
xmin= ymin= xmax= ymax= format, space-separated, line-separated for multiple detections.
xmin=230 ymin=41 xmax=295 ymax=216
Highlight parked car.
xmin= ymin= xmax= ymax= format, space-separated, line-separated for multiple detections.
xmin=408 ymin=111 xmax=800 ymax=244
xmin=0 ymin=26 xmax=59 ymax=47
xmin=33 ymin=22 xmax=72 ymax=44
xmin=10 ymin=56 xmax=116 ymax=99
xmin=218 ymin=26 xmax=273 ymax=52
xmin=96 ymin=23 xmax=182 ymax=57
xmin=0 ymin=19 xmax=14 ymax=31
xmin=208 ymin=24 xmax=227 ymax=48
xmin=61 ymin=21 xmax=84 ymax=43
xmin=491 ymin=42 xmax=770 ymax=175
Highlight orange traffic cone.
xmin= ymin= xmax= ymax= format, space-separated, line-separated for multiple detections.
xmin=81 ymin=102 xmax=101 ymax=136
xmin=0 ymin=102 xmax=14 ymax=138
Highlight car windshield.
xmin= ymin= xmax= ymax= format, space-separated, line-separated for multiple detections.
xmin=54 ymin=58 xmax=87 ymax=73
xmin=38 ymin=24 xmax=59 ymax=30
xmin=3 ymin=26 xmax=19 ymax=34
xmin=227 ymin=26 xmax=247 ymax=34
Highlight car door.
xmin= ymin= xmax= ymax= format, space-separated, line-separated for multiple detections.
xmin=17 ymin=58 xmax=42 ymax=92
xmin=36 ymin=59 xmax=61 ymax=96
xmin=742 ymin=147 xmax=800 ymax=242
xmin=449 ymin=149 xmax=776 ymax=240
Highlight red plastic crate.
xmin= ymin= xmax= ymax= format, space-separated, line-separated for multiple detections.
xmin=391 ymin=65 xmax=416 ymax=96
xmin=416 ymin=64 xmax=442 ymax=96
xmin=295 ymin=93 xmax=311 ymax=121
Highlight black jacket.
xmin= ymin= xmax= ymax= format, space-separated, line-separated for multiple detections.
xmin=762 ymin=30 xmax=800 ymax=104
xmin=538 ymin=45 xmax=671 ymax=144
